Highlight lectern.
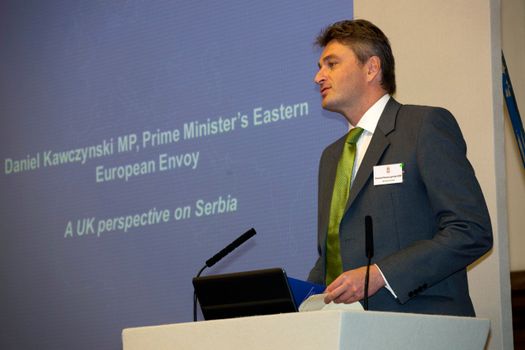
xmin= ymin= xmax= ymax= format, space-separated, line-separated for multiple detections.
xmin=122 ymin=310 xmax=490 ymax=350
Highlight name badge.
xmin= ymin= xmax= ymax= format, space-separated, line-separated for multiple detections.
xmin=373 ymin=163 xmax=403 ymax=186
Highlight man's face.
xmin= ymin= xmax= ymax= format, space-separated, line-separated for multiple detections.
xmin=314 ymin=41 xmax=369 ymax=117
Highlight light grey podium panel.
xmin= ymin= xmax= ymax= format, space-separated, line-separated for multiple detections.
xmin=122 ymin=310 xmax=490 ymax=350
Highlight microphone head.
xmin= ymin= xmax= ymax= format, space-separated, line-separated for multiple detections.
xmin=245 ymin=227 xmax=257 ymax=239
xmin=365 ymin=216 xmax=372 ymax=230
xmin=365 ymin=215 xmax=374 ymax=259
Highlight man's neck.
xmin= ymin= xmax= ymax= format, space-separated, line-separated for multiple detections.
xmin=343 ymin=90 xmax=387 ymax=126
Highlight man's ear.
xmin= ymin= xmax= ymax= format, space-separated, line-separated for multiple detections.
xmin=365 ymin=56 xmax=382 ymax=83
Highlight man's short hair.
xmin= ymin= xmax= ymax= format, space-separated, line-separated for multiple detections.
xmin=316 ymin=19 xmax=396 ymax=95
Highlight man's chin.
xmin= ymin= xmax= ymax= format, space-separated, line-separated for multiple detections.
xmin=321 ymin=101 xmax=338 ymax=113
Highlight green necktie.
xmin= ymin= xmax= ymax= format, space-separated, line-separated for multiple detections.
xmin=325 ymin=127 xmax=364 ymax=285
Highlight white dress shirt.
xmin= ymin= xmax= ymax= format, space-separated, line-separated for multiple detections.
xmin=350 ymin=93 xmax=390 ymax=184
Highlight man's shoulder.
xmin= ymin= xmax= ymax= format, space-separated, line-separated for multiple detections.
xmin=393 ymin=102 xmax=458 ymax=130
xmin=397 ymin=102 xmax=451 ymax=117
xmin=402 ymin=102 xmax=460 ymax=126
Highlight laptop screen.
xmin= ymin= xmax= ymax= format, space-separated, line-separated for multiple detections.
xmin=192 ymin=268 xmax=297 ymax=320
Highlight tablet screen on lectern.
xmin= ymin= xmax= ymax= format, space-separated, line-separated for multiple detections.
xmin=192 ymin=268 xmax=297 ymax=320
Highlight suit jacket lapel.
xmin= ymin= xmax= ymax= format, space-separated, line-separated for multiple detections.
xmin=345 ymin=98 xmax=401 ymax=212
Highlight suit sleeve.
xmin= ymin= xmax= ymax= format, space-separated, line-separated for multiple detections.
xmin=307 ymin=254 xmax=324 ymax=285
xmin=376 ymin=108 xmax=493 ymax=304
xmin=308 ymin=148 xmax=328 ymax=285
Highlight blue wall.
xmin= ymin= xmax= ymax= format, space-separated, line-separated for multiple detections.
xmin=0 ymin=1 xmax=352 ymax=348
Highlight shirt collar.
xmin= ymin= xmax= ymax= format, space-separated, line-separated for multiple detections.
xmin=352 ymin=94 xmax=391 ymax=134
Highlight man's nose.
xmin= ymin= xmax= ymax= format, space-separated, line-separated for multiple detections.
xmin=314 ymin=68 xmax=325 ymax=85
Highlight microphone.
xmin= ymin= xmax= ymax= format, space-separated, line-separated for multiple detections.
xmin=193 ymin=228 xmax=257 ymax=321
xmin=365 ymin=216 xmax=374 ymax=260
xmin=364 ymin=216 xmax=374 ymax=311
xmin=205 ymin=228 xmax=257 ymax=268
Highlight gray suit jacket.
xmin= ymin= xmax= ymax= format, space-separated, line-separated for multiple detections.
xmin=308 ymin=98 xmax=493 ymax=316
